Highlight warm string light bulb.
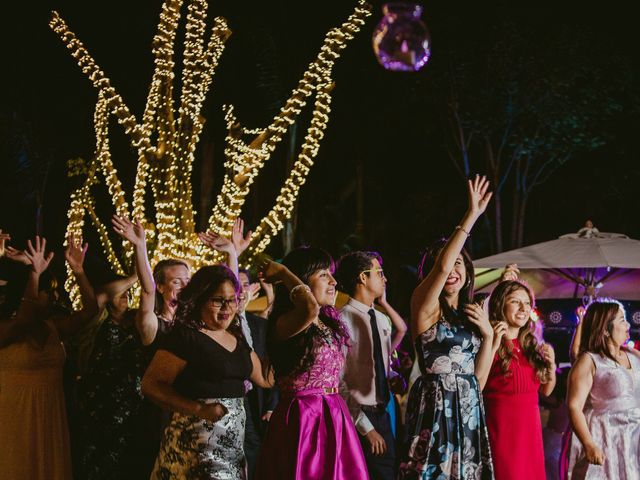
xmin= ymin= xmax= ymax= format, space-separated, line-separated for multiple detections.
xmin=52 ymin=0 xmax=371 ymax=306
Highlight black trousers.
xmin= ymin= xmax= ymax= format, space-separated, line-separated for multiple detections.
xmin=359 ymin=408 xmax=397 ymax=480
xmin=244 ymin=396 xmax=262 ymax=480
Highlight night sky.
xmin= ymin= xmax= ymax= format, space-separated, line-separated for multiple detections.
xmin=2 ymin=0 xmax=639 ymax=288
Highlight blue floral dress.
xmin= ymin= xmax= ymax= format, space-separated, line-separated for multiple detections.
xmin=399 ymin=316 xmax=494 ymax=480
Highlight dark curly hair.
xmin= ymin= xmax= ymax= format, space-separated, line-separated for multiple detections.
xmin=488 ymin=280 xmax=551 ymax=383
xmin=173 ymin=265 xmax=241 ymax=336
xmin=268 ymin=246 xmax=349 ymax=378
xmin=417 ymin=238 xmax=475 ymax=327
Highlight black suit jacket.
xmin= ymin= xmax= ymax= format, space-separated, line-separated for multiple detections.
xmin=245 ymin=312 xmax=279 ymax=436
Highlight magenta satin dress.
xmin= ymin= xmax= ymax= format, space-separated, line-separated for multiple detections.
xmin=255 ymin=336 xmax=369 ymax=480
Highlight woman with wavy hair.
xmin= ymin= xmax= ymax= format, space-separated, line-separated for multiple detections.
xmin=254 ymin=247 xmax=368 ymax=480
xmin=566 ymin=300 xmax=640 ymax=479
xmin=484 ymin=279 xmax=556 ymax=480
xmin=142 ymin=265 xmax=273 ymax=479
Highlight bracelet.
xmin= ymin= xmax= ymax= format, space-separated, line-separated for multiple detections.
xmin=455 ymin=225 xmax=471 ymax=236
xmin=21 ymin=297 xmax=39 ymax=305
xmin=289 ymin=284 xmax=311 ymax=302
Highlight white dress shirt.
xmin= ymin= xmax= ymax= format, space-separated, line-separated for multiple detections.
xmin=340 ymin=297 xmax=393 ymax=435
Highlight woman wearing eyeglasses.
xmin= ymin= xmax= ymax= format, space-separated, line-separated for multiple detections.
xmin=142 ymin=265 xmax=273 ymax=479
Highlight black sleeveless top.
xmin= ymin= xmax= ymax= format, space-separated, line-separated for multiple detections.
xmin=160 ymin=324 xmax=253 ymax=399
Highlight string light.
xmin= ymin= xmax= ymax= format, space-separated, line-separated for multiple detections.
xmin=52 ymin=0 xmax=371 ymax=306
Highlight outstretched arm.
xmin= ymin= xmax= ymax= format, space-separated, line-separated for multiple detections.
xmin=112 ymin=215 xmax=158 ymax=345
xmin=53 ymin=235 xmax=99 ymax=338
xmin=231 ymin=218 xmax=252 ymax=258
xmin=0 ymin=236 xmax=53 ymax=346
xmin=411 ymin=176 xmax=492 ymax=337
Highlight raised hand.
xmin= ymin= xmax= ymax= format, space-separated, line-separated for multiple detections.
xmin=467 ymin=175 xmax=493 ymax=217
xmin=464 ymin=302 xmax=493 ymax=340
xmin=231 ymin=218 xmax=252 ymax=256
xmin=247 ymin=282 xmax=261 ymax=303
xmin=0 ymin=229 xmax=10 ymax=256
xmin=112 ymin=215 xmax=146 ymax=247
xmin=5 ymin=246 xmax=31 ymax=265
xmin=500 ymin=263 xmax=520 ymax=282
xmin=257 ymin=260 xmax=287 ymax=284
xmin=198 ymin=231 xmax=236 ymax=254
xmin=64 ymin=234 xmax=89 ymax=273
xmin=259 ymin=278 xmax=275 ymax=304
xmin=23 ymin=236 xmax=54 ymax=275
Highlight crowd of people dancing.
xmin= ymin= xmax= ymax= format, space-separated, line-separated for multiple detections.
xmin=1 ymin=175 xmax=639 ymax=480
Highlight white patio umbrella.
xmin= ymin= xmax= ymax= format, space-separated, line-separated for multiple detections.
xmin=473 ymin=232 xmax=640 ymax=301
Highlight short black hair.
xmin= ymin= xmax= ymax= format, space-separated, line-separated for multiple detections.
xmin=335 ymin=251 xmax=382 ymax=296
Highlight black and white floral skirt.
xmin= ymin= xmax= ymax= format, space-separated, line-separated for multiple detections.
xmin=151 ymin=397 xmax=246 ymax=480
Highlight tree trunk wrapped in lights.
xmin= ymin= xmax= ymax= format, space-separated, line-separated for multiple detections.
xmin=50 ymin=0 xmax=371 ymax=307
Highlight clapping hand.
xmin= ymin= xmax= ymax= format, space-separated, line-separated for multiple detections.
xmin=467 ymin=175 xmax=493 ymax=217
xmin=24 ymin=236 xmax=54 ymax=275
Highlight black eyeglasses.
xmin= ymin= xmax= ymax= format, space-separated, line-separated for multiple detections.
xmin=208 ymin=297 xmax=239 ymax=308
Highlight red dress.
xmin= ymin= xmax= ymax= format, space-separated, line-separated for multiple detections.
xmin=483 ymin=339 xmax=545 ymax=480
